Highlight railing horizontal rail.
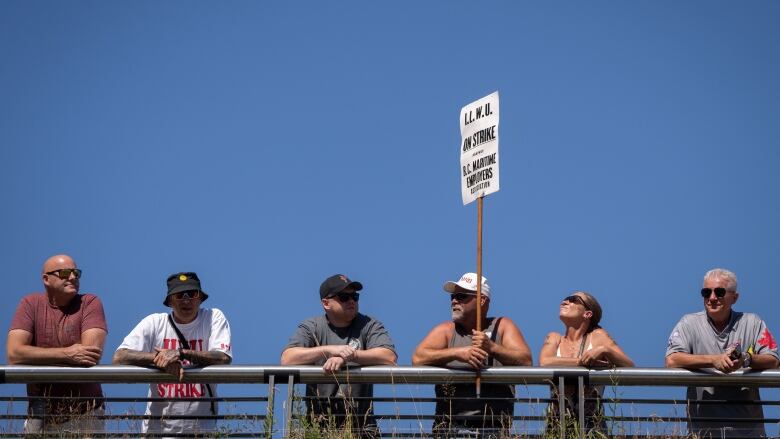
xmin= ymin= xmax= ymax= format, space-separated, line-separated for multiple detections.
xmin=4 ymin=365 xmax=780 ymax=438
xmin=4 ymin=365 xmax=780 ymax=386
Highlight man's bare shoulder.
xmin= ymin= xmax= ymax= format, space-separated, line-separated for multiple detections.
xmin=430 ymin=321 xmax=455 ymax=333
xmin=421 ymin=321 xmax=455 ymax=341
xmin=494 ymin=316 xmax=522 ymax=330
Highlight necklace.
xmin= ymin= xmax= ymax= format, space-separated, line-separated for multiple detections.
xmin=561 ymin=334 xmax=588 ymax=358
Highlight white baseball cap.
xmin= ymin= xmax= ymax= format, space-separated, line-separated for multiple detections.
xmin=443 ymin=272 xmax=491 ymax=299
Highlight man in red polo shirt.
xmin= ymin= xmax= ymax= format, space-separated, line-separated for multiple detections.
xmin=7 ymin=254 xmax=107 ymax=436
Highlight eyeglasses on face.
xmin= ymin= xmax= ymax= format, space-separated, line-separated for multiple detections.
xmin=331 ymin=292 xmax=359 ymax=303
xmin=563 ymin=295 xmax=589 ymax=309
xmin=450 ymin=292 xmax=476 ymax=302
xmin=45 ymin=268 xmax=82 ymax=280
xmin=171 ymin=290 xmax=202 ymax=301
xmin=700 ymin=287 xmax=730 ymax=298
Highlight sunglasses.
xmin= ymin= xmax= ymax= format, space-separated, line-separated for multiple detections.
xmin=450 ymin=292 xmax=476 ymax=302
xmin=331 ymin=292 xmax=360 ymax=303
xmin=45 ymin=268 xmax=82 ymax=280
xmin=171 ymin=290 xmax=202 ymax=301
xmin=563 ymin=295 xmax=589 ymax=309
xmin=700 ymin=287 xmax=730 ymax=298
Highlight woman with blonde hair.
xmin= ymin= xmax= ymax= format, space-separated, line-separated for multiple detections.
xmin=539 ymin=291 xmax=634 ymax=434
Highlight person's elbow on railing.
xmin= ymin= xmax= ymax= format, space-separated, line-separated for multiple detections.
xmin=411 ymin=322 xmax=468 ymax=367
xmin=7 ymin=329 xmax=104 ymax=367
xmin=280 ymin=346 xmax=339 ymax=366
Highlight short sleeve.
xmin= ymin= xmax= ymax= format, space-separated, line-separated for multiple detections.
xmin=284 ymin=320 xmax=316 ymax=350
xmin=9 ymin=296 xmax=36 ymax=333
xmin=208 ymin=309 xmax=232 ymax=358
xmin=752 ymin=318 xmax=779 ymax=359
xmin=364 ymin=318 xmax=396 ymax=353
xmin=665 ymin=318 xmax=691 ymax=356
xmin=81 ymin=295 xmax=108 ymax=333
xmin=116 ymin=315 xmax=156 ymax=353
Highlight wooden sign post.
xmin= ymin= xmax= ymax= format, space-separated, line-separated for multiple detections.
xmin=459 ymin=91 xmax=500 ymax=397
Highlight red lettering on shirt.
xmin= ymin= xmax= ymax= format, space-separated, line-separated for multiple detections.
xmin=758 ymin=328 xmax=778 ymax=350
xmin=156 ymin=383 xmax=204 ymax=398
xmin=155 ymin=337 xmax=209 ymax=399
xmin=162 ymin=338 xmax=207 ymax=351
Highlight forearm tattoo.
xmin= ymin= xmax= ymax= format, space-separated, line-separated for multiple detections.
xmin=115 ymin=349 xmax=156 ymax=367
xmin=181 ymin=349 xmax=231 ymax=366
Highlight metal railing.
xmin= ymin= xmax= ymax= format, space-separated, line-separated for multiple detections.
xmin=2 ymin=365 xmax=780 ymax=437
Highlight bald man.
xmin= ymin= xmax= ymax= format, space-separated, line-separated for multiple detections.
xmin=7 ymin=255 xmax=108 ymax=437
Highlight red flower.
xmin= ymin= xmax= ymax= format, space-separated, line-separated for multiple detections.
xmin=757 ymin=328 xmax=778 ymax=350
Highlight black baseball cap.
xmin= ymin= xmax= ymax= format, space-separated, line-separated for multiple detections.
xmin=164 ymin=272 xmax=209 ymax=306
xmin=319 ymin=274 xmax=363 ymax=299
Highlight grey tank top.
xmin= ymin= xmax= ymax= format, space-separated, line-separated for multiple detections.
xmin=434 ymin=317 xmax=515 ymax=425
xmin=442 ymin=317 xmax=506 ymax=368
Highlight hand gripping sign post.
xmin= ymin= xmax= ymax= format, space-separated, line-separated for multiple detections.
xmin=460 ymin=91 xmax=500 ymax=397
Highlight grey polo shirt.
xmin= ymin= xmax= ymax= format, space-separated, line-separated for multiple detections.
xmin=666 ymin=310 xmax=778 ymax=438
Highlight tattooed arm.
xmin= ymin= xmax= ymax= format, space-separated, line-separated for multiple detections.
xmin=181 ymin=349 xmax=231 ymax=366
xmin=113 ymin=348 xmax=157 ymax=366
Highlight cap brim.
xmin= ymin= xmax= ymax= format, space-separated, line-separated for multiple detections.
xmin=443 ymin=281 xmax=477 ymax=293
xmin=328 ymin=281 xmax=363 ymax=297
xmin=168 ymin=285 xmax=200 ymax=295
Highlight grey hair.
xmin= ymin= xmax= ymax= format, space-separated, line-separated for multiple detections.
xmin=704 ymin=268 xmax=738 ymax=292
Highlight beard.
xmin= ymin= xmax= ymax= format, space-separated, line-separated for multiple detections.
xmin=451 ymin=308 xmax=464 ymax=322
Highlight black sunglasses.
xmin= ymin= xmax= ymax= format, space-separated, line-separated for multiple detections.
xmin=563 ymin=295 xmax=589 ymax=309
xmin=45 ymin=268 xmax=82 ymax=280
xmin=701 ymin=287 xmax=729 ymax=298
xmin=331 ymin=292 xmax=359 ymax=303
xmin=450 ymin=292 xmax=476 ymax=302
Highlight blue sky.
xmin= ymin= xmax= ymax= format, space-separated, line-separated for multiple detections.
xmin=2 ymin=1 xmax=780 ymax=434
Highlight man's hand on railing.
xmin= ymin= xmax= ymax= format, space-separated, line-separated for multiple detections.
xmin=63 ymin=344 xmax=103 ymax=367
xmin=332 ymin=345 xmax=357 ymax=362
xmin=319 ymin=345 xmax=357 ymax=372
xmin=459 ymin=345 xmax=488 ymax=370
xmin=712 ymin=352 xmax=742 ymax=374
xmin=322 ymin=355 xmax=346 ymax=373
xmin=153 ymin=348 xmax=185 ymax=382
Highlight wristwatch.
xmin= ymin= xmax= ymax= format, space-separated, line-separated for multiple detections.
xmin=743 ymin=352 xmax=752 ymax=368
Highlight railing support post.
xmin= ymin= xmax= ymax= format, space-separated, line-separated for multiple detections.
xmin=558 ymin=375 xmax=566 ymax=439
xmin=577 ymin=375 xmax=585 ymax=439
xmin=266 ymin=374 xmax=275 ymax=439
xmin=285 ymin=374 xmax=295 ymax=438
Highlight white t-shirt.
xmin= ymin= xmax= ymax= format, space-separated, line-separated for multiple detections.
xmin=117 ymin=308 xmax=232 ymax=435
